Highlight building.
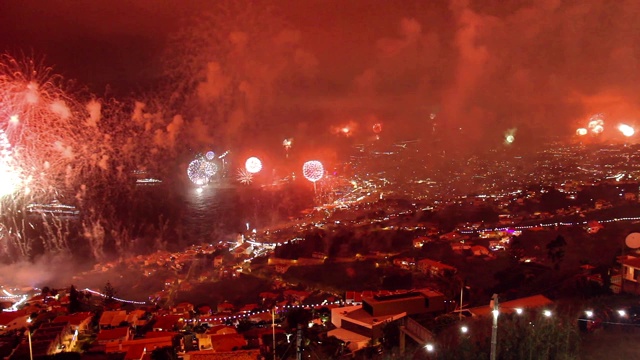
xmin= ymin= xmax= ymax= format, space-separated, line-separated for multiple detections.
xmin=416 ymin=258 xmax=457 ymax=277
xmin=96 ymin=327 xmax=131 ymax=345
xmin=330 ymin=289 xmax=445 ymax=350
xmin=0 ymin=310 xmax=30 ymax=333
xmin=620 ymin=255 xmax=640 ymax=294
xmin=53 ymin=312 xmax=93 ymax=334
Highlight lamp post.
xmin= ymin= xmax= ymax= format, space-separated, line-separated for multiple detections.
xmin=490 ymin=293 xmax=499 ymax=360
xmin=27 ymin=329 xmax=33 ymax=360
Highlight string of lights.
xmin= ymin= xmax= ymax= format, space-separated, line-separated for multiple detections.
xmin=460 ymin=215 xmax=640 ymax=234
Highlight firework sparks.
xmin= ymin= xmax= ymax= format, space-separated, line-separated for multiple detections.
xmin=302 ymin=160 xmax=324 ymax=183
xmin=0 ymin=129 xmax=19 ymax=197
xmin=588 ymin=114 xmax=604 ymax=134
xmin=187 ymin=158 xmax=217 ymax=185
xmin=618 ymin=124 xmax=635 ymax=137
xmin=245 ymin=156 xmax=262 ymax=174
xmin=372 ymin=123 xmax=382 ymax=134
xmin=236 ymin=168 xmax=253 ymax=185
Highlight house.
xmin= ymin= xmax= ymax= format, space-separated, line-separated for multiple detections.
xmin=153 ymin=315 xmax=185 ymax=332
xmin=96 ymin=327 xmax=131 ymax=344
xmin=173 ymin=302 xmax=194 ymax=315
xmin=416 ymin=258 xmax=457 ymax=277
xmin=585 ymin=220 xmax=604 ymax=234
xmin=233 ymin=243 xmax=253 ymax=259
xmin=217 ymin=302 xmax=234 ymax=314
xmin=330 ymin=289 xmax=445 ymax=351
xmin=413 ymin=237 xmax=429 ymax=248
xmin=205 ymin=325 xmax=237 ymax=336
xmin=238 ymin=304 xmax=258 ymax=313
xmin=104 ymin=336 xmax=174 ymax=355
xmin=471 ymin=245 xmax=490 ymax=256
xmin=0 ymin=310 xmax=30 ymax=333
xmin=213 ymin=256 xmax=223 ymax=267
xmin=52 ymin=312 xmax=93 ymax=334
xmin=208 ymin=333 xmax=247 ymax=352
xmin=99 ymin=310 xmax=128 ymax=329
xmin=182 ymin=350 xmax=260 ymax=360
xmin=392 ymin=258 xmax=415 ymax=270
xmin=619 ymin=255 xmax=640 ymax=294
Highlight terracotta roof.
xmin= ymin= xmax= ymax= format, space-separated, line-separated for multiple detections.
xmin=620 ymin=257 xmax=640 ymax=269
xmin=96 ymin=327 xmax=130 ymax=342
xmin=209 ymin=333 xmax=247 ymax=352
xmin=53 ymin=312 xmax=92 ymax=326
xmin=187 ymin=350 xmax=260 ymax=360
xmin=468 ymin=295 xmax=553 ymax=317
xmin=0 ymin=310 xmax=28 ymax=326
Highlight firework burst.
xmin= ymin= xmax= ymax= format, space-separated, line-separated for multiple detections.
xmin=236 ymin=168 xmax=253 ymax=185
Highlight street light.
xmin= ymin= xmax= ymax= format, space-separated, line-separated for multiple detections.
xmin=490 ymin=294 xmax=499 ymax=360
xmin=515 ymin=308 xmax=523 ymax=315
xmin=585 ymin=310 xmax=593 ymax=318
xmin=543 ymin=310 xmax=552 ymax=317
xmin=424 ymin=343 xmax=434 ymax=352
xmin=460 ymin=326 xmax=468 ymax=334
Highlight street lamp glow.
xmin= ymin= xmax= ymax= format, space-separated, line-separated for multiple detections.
xmin=460 ymin=326 xmax=468 ymax=334
xmin=543 ymin=310 xmax=552 ymax=317
xmin=585 ymin=310 xmax=593 ymax=318
xmin=515 ymin=308 xmax=523 ymax=315
xmin=424 ymin=344 xmax=434 ymax=352
xmin=618 ymin=309 xmax=627 ymax=317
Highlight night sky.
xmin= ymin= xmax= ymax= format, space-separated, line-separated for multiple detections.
xmin=1 ymin=0 xmax=639 ymax=152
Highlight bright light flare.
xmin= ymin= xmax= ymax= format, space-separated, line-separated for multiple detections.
xmin=372 ymin=123 xmax=382 ymax=134
xmin=576 ymin=128 xmax=588 ymax=136
xmin=0 ymin=129 xmax=19 ymax=197
xmin=283 ymin=138 xmax=292 ymax=150
xmin=504 ymin=128 xmax=517 ymax=145
xmin=0 ymin=163 xmax=20 ymax=197
xmin=302 ymin=160 xmax=324 ymax=183
xmin=245 ymin=157 xmax=262 ymax=174
xmin=618 ymin=124 xmax=635 ymax=137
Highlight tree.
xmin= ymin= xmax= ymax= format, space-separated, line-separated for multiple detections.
xmin=151 ymin=346 xmax=177 ymax=360
xmin=103 ymin=281 xmax=117 ymax=306
xmin=68 ymin=285 xmax=82 ymax=314
xmin=546 ymin=235 xmax=567 ymax=270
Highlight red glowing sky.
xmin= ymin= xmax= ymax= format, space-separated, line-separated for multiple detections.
xmin=1 ymin=0 xmax=639 ymax=151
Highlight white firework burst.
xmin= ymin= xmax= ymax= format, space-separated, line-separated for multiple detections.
xmin=236 ymin=168 xmax=253 ymax=185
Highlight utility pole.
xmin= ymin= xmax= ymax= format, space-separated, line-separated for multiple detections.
xmin=296 ymin=323 xmax=303 ymax=360
xmin=27 ymin=329 xmax=33 ymax=360
xmin=490 ymin=293 xmax=499 ymax=360
xmin=272 ymin=307 xmax=276 ymax=360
